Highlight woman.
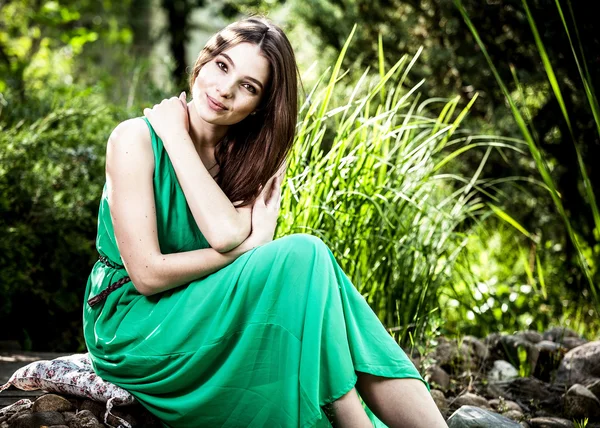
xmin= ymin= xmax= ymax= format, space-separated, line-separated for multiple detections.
xmin=83 ymin=15 xmax=447 ymax=428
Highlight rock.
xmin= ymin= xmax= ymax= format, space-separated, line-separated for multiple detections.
xmin=485 ymin=332 xmax=503 ymax=347
xmin=431 ymin=389 xmax=449 ymax=415
xmin=560 ymin=337 xmax=588 ymax=350
xmin=516 ymin=331 xmax=544 ymax=344
xmin=447 ymin=405 xmax=521 ymax=427
xmin=106 ymin=407 xmax=137 ymax=427
xmin=426 ymin=365 xmax=451 ymax=390
xmin=31 ymin=393 xmax=74 ymax=413
xmin=452 ymin=392 xmax=489 ymax=409
xmin=564 ymin=383 xmax=600 ymax=419
xmin=33 ymin=411 xmax=65 ymax=426
xmin=461 ymin=336 xmax=489 ymax=362
xmin=536 ymin=340 xmax=565 ymax=353
xmin=534 ymin=341 xmax=567 ymax=382
xmin=543 ymin=327 xmax=579 ymax=342
xmin=502 ymin=335 xmax=540 ymax=374
xmin=8 ymin=411 xmax=65 ymax=427
xmin=487 ymin=377 xmax=563 ymax=414
xmin=433 ymin=337 xmax=460 ymax=368
xmin=62 ymin=411 xmax=76 ymax=424
xmin=528 ymin=416 xmax=574 ymax=427
xmin=488 ymin=360 xmax=519 ymax=382
xmin=504 ymin=409 xmax=524 ymax=421
xmin=489 ymin=398 xmax=522 ymax=412
xmin=556 ymin=341 xmax=600 ymax=386
xmin=78 ymin=399 xmax=106 ymax=421
xmin=69 ymin=409 xmax=104 ymax=428
xmin=5 ymin=413 xmax=35 ymax=428
xmin=585 ymin=378 xmax=600 ymax=399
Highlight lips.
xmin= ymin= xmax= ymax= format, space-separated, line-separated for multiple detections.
xmin=207 ymin=95 xmax=228 ymax=110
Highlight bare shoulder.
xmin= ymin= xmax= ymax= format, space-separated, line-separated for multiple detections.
xmin=108 ymin=117 xmax=151 ymax=148
xmin=106 ymin=118 xmax=153 ymax=172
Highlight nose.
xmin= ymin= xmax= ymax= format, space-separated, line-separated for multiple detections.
xmin=216 ymin=79 xmax=234 ymax=99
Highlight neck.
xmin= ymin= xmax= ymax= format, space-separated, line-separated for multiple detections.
xmin=187 ymin=101 xmax=229 ymax=149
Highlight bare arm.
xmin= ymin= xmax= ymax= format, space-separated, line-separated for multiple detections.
xmin=106 ymin=118 xmax=249 ymax=297
xmin=162 ymin=130 xmax=251 ymax=253
xmin=142 ymin=94 xmax=251 ymax=253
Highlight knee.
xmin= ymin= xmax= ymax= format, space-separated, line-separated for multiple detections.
xmin=269 ymin=233 xmax=331 ymax=261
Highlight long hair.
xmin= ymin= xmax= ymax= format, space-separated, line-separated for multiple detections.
xmin=189 ymin=15 xmax=302 ymax=206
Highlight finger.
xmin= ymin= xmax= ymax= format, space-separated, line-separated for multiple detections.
xmin=277 ymin=161 xmax=287 ymax=177
xmin=180 ymin=91 xmax=186 ymax=102
xmin=260 ymin=176 xmax=274 ymax=197
xmin=143 ymin=107 xmax=151 ymax=117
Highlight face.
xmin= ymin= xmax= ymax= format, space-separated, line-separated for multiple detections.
xmin=192 ymin=42 xmax=271 ymax=126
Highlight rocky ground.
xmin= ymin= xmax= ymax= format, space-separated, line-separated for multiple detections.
xmin=0 ymin=326 xmax=599 ymax=427
xmin=417 ymin=326 xmax=600 ymax=427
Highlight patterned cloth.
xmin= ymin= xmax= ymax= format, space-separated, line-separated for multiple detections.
xmin=0 ymin=353 xmax=135 ymax=427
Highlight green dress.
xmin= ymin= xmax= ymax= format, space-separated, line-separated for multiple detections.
xmin=83 ymin=116 xmax=428 ymax=428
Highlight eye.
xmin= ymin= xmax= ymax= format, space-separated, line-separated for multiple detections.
xmin=243 ymin=84 xmax=257 ymax=94
xmin=216 ymin=61 xmax=227 ymax=72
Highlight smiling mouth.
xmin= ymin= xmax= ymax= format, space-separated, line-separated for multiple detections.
xmin=207 ymin=95 xmax=228 ymax=111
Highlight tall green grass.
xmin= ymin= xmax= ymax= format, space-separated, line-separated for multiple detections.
xmin=276 ymin=25 xmax=511 ymax=345
xmin=455 ymin=0 xmax=599 ymax=308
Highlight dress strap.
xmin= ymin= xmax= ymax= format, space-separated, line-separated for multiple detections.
xmin=87 ymin=256 xmax=131 ymax=308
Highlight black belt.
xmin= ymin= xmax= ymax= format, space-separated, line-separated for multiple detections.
xmin=87 ymin=255 xmax=131 ymax=307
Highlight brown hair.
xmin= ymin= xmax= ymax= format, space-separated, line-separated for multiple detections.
xmin=189 ymin=15 xmax=302 ymax=206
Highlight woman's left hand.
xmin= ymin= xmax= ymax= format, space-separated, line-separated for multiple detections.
xmin=143 ymin=92 xmax=190 ymax=143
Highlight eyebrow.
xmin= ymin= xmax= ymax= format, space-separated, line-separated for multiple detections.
xmin=220 ymin=53 xmax=265 ymax=91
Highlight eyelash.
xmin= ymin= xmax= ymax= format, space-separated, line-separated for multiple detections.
xmin=216 ymin=61 xmax=257 ymax=94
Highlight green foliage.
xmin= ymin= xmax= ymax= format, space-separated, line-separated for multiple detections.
xmin=443 ymin=219 xmax=599 ymax=338
xmin=517 ymin=345 xmax=531 ymax=377
xmin=0 ymin=86 xmax=126 ymax=351
xmin=275 ymin=26 xmax=495 ymax=345
xmin=0 ymin=0 xmax=134 ymax=96
xmin=455 ymin=0 xmax=600 ymax=309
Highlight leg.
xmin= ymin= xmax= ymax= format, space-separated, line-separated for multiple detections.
xmin=323 ymin=387 xmax=373 ymax=428
xmin=355 ymin=373 xmax=447 ymax=428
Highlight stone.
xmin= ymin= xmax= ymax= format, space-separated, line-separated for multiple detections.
xmin=534 ymin=341 xmax=567 ymax=382
xmin=62 ymin=411 xmax=76 ymax=424
xmin=5 ymin=413 xmax=35 ymax=428
xmin=426 ymin=365 xmax=451 ymax=390
xmin=488 ymin=398 xmax=522 ymax=412
xmin=504 ymin=409 xmax=524 ymax=421
xmin=560 ymin=337 xmax=588 ymax=350
xmin=528 ymin=416 xmax=574 ymax=427
xmin=447 ymin=405 xmax=521 ymax=427
xmin=452 ymin=392 xmax=489 ymax=409
xmin=543 ymin=327 xmax=580 ymax=342
xmin=32 ymin=411 xmax=65 ymax=426
xmin=461 ymin=336 xmax=489 ymax=361
xmin=68 ymin=409 xmax=104 ymax=428
xmin=8 ymin=411 xmax=65 ymax=427
xmin=488 ymin=360 xmax=519 ymax=382
xmin=78 ymin=399 xmax=106 ymax=421
xmin=585 ymin=378 xmax=600 ymax=399
xmin=486 ymin=377 xmax=563 ymax=415
xmin=31 ymin=393 xmax=74 ymax=413
xmin=564 ymin=383 xmax=600 ymax=419
xmin=433 ymin=337 xmax=460 ymax=368
xmin=536 ymin=340 xmax=565 ymax=353
xmin=515 ymin=331 xmax=544 ymax=344
xmin=556 ymin=341 xmax=600 ymax=386
xmin=498 ymin=335 xmax=540 ymax=375
xmin=431 ymin=389 xmax=449 ymax=415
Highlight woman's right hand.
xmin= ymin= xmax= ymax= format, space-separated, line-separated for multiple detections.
xmin=143 ymin=92 xmax=190 ymax=144
xmin=233 ymin=164 xmax=285 ymax=254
